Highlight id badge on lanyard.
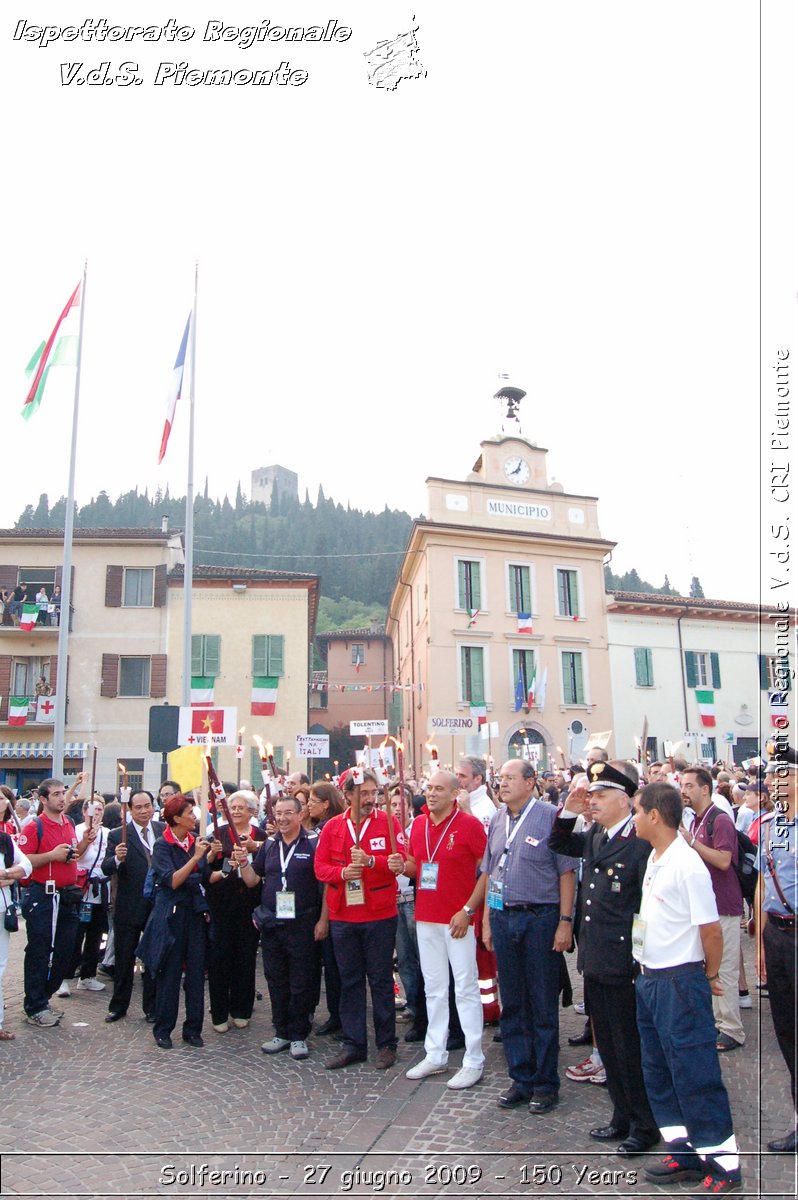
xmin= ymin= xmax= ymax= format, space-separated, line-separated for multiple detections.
xmin=345 ymin=879 xmax=365 ymax=906
xmin=487 ymin=878 xmax=504 ymax=911
xmin=631 ymin=913 xmax=646 ymax=959
xmin=276 ymin=891 xmax=296 ymax=919
xmin=419 ymin=861 xmax=439 ymax=890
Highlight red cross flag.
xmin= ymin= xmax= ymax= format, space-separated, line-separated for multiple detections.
xmin=177 ymin=706 xmax=238 ymax=746
xmin=35 ymin=695 xmax=56 ymax=723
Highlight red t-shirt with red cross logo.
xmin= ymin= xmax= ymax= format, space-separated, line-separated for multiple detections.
xmin=17 ymin=814 xmax=79 ymax=887
xmin=409 ymin=808 xmax=487 ymax=923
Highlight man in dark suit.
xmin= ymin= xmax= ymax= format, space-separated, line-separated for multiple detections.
xmin=549 ymin=760 xmax=659 ymax=1157
xmin=101 ymin=790 xmax=164 ymax=1023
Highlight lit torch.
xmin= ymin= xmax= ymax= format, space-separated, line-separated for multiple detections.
xmin=253 ymin=734 xmax=275 ymax=825
xmin=118 ymin=762 xmax=130 ymax=845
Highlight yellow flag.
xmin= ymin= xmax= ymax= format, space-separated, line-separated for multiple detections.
xmin=167 ymin=745 xmax=204 ymax=793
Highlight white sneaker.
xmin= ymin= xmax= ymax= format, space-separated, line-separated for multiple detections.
xmin=573 ymin=1001 xmax=586 ymax=1015
xmin=406 ymin=1057 xmax=448 ymax=1080
xmin=56 ymin=981 xmax=71 ymax=998
xmin=738 ymin=991 xmax=753 ymax=1010
xmin=290 ymin=1040 xmax=309 ymax=1059
xmin=76 ymin=977 xmax=105 ymax=992
xmin=26 ymin=1009 xmax=60 ymax=1027
xmin=447 ymin=1066 xmax=484 ymax=1090
xmin=261 ymin=1037 xmax=291 ymax=1054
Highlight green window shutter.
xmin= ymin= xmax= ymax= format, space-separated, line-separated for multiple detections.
xmin=520 ymin=567 xmax=531 ymax=613
xmin=758 ymin=655 xmax=770 ymax=690
xmin=457 ymin=560 xmax=466 ymax=608
xmin=250 ymin=747 xmax=263 ymax=784
xmin=634 ymin=647 xmax=653 ymax=687
xmin=267 ymin=635 xmax=285 ymax=677
xmin=253 ymin=635 xmax=267 ymax=676
xmin=471 ymin=565 xmax=482 ymax=610
xmin=191 ymin=635 xmax=202 ymax=677
xmin=204 ymin=635 xmax=221 ymax=678
xmin=685 ymin=651 xmax=697 ymax=689
xmin=573 ymin=653 xmax=584 ymax=703
xmin=512 ymin=648 xmax=521 ymax=686
xmin=470 ymin=648 xmax=484 ymax=704
xmin=710 ymin=652 xmax=721 ymax=689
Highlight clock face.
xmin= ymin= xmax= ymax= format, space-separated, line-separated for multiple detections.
xmin=503 ymin=456 xmax=530 ymax=484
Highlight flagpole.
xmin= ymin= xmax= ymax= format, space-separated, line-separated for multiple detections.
xmin=181 ymin=263 xmax=198 ymax=707
xmin=52 ymin=262 xmax=88 ymax=778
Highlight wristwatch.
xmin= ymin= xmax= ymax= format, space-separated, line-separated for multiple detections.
xmin=463 ymin=905 xmax=475 ymax=917
xmin=367 ymin=856 xmax=375 ymax=869
xmin=559 ymin=914 xmax=573 ymax=923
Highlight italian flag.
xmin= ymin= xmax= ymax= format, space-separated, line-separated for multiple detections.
xmin=467 ymin=608 xmax=480 ymax=628
xmin=190 ymin=677 xmax=215 ymax=707
xmin=19 ymin=604 xmax=39 ymax=631
xmin=470 ymin=705 xmax=487 ymax=727
xmin=695 ymin=689 xmax=716 ymax=728
xmin=22 ymin=283 xmax=81 ymax=420
xmin=251 ymin=676 xmax=278 ymax=716
xmin=527 ymin=670 xmax=537 ymax=707
xmin=9 ymin=697 xmax=30 ymax=727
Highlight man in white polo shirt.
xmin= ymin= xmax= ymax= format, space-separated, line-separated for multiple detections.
xmin=633 ymin=782 xmax=741 ymax=1196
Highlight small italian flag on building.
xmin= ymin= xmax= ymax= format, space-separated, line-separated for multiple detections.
xmin=19 ymin=604 xmax=39 ymax=631
xmin=9 ymin=697 xmax=30 ymax=726
xmin=695 ymin=689 xmax=716 ymax=728
xmin=190 ymin=677 xmax=215 ymax=707
xmin=470 ymin=705 xmax=487 ymax=727
xmin=251 ymin=677 xmax=279 ymax=716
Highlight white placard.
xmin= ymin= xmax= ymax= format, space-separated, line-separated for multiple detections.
xmin=178 ymin=706 xmax=238 ymax=746
xmin=295 ymin=734 xmax=330 ymax=758
xmin=349 ymin=720 xmax=389 ymax=734
xmin=480 ymin=721 xmax=500 ymax=739
xmin=428 ymin=715 xmax=478 ymax=734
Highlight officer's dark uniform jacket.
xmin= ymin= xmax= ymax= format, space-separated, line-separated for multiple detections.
xmin=549 ymin=814 xmax=651 ymax=981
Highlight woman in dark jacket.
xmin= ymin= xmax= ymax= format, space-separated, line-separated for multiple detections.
xmin=205 ymin=790 xmax=266 ymax=1033
xmin=138 ymin=794 xmax=220 ymax=1049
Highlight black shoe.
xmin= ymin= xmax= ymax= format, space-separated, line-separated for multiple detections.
xmin=144 ymin=1012 xmax=156 ymax=1024
xmin=446 ymin=1034 xmax=466 ymax=1051
xmin=404 ymin=1026 xmax=426 ymax=1043
xmin=315 ymin=1018 xmax=343 ymax=1036
xmin=767 ymin=1129 xmax=797 ymax=1153
xmin=492 ymin=1032 xmax=503 ymax=1043
xmin=528 ymin=1092 xmax=558 ymax=1114
xmin=182 ymin=1034 xmax=204 ymax=1047
xmin=497 ymin=1085 xmax=531 ymax=1109
xmin=97 ymin=965 xmax=115 ymax=979
xmin=590 ymin=1124 xmax=629 ymax=1141
xmin=155 ymin=1036 xmax=172 ymax=1049
xmin=617 ymin=1135 xmax=659 ymax=1157
xmin=568 ymin=1028 xmax=593 ymax=1047
xmin=104 ymin=1011 xmax=126 ymax=1023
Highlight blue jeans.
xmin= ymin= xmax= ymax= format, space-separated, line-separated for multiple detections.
xmin=490 ymin=904 xmax=561 ymax=1096
xmin=635 ymin=966 xmax=736 ymax=1171
xmin=394 ymin=898 xmax=421 ymax=1015
xmin=331 ymin=917 xmax=397 ymax=1054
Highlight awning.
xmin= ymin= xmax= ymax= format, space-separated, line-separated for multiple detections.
xmin=0 ymin=742 xmax=88 ymax=760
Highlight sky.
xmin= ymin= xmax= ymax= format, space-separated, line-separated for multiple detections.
xmin=2 ymin=2 xmax=765 ymax=603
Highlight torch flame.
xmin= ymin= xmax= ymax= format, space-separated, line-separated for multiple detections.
xmin=252 ymin=734 xmax=267 ymax=758
xmin=117 ymin=761 xmax=126 ymax=773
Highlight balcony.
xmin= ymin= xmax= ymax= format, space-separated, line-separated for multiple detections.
xmin=0 ymin=608 xmax=71 ymax=634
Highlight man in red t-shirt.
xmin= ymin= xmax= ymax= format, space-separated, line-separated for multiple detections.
xmin=18 ymin=778 xmax=92 ymax=1026
xmin=680 ymin=767 xmax=745 ymax=1052
xmin=404 ymin=771 xmax=487 ymax=1089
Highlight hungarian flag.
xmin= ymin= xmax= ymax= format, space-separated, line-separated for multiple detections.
xmin=158 ymin=313 xmax=191 ymax=464
xmin=470 ymin=705 xmax=487 ymax=727
xmin=9 ymin=697 xmax=30 ymax=726
xmin=19 ymin=604 xmax=39 ymax=631
xmin=695 ymin=689 xmax=716 ymax=728
xmin=22 ymin=283 xmax=81 ymax=420
xmin=517 ymin=612 xmax=533 ymax=634
xmin=251 ymin=677 xmax=278 ymax=716
xmin=190 ymin=677 xmax=215 ymax=707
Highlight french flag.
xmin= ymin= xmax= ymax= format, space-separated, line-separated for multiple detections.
xmin=158 ymin=314 xmax=191 ymax=464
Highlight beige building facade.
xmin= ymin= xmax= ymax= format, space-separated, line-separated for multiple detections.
xmin=387 ymin=434 xmax=616 ymax=773
xmin=0 ymin=529 xmax=318 ymax=794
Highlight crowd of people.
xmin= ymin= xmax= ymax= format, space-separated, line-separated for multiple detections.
xmin=0 ymin=582 xmax=61 ymax=626
xmin=0 ymin=741 xmax=794 ymax=1197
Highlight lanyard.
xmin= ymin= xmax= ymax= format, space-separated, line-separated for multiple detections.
xmin=278 ymin=837 xmax=299 ymax=890
xmin=346 ymin=817 xmax=372 ymax=846
xmin=499 ymin=799 xmax=536 ymax=871
xmin=424 ymin=809 xmax=460 ymax=863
